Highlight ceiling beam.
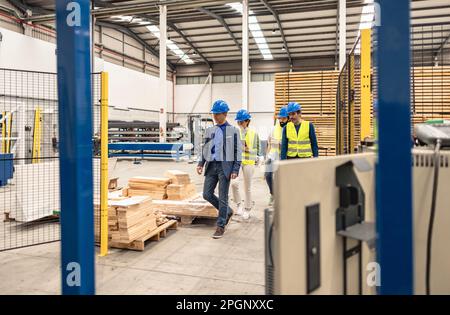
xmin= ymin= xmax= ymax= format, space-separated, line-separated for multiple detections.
xmin=96 ymin=21 xmax=175 ymax=71
xmin=197 ymin=7 xmax=241 ymax=52
xmin=167 ymin=22 xmax=211 ymax=67
xmin=7 ymin=0 xmax=52 ymax=15
xmin=139 ymin=15 xmax=212 ymax=67
xmin=259 ymin=0 xmax=292 ymax=66
xmin=434 ymin=31 xmax=450 ymax=61
xmin=93 ymin=1 xmax=209 ymax=67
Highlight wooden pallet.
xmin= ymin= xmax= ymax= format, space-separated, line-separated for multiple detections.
xmin=109 ymin=219 xmax=178 ymax=251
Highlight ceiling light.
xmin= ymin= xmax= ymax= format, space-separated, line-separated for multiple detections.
xmin=227 ymin=2 xmax=273 ymax=60
xmin=282 ymin=46 xmax=286 ymax=51
xmin=146 ymin=24 xmax=194 ymax=64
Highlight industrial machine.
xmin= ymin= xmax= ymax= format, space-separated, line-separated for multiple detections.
xmin=187 ymin=115 xmax=214 ymax=159
xmin=268 ymin=148 xmax=450 ymax=295
xmin=107 ymin=120 xmax=192 ymax=161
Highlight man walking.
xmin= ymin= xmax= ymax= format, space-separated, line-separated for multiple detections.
xmin=281 ymin=102 xmax=319 ymax=160
xmin=197 ymin=100 xmax=242 ymax=239
xmin=265 ymin=106 xmax=289 ymax=205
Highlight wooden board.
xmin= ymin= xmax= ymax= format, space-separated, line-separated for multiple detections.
xmin=152 ymin=199 xmax=218 ymax=218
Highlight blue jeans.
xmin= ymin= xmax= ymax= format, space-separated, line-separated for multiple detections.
xmin=203 ymin=162 xmax=232 ymax=228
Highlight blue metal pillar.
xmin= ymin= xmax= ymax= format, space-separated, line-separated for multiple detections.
xmin=56 ymin=0 xmax=95 ymax=295
xmin=376 ymin=0 xmax=413 ymax=294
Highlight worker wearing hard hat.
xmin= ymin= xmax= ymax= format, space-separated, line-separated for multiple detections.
xmin=197 ymin=100 xmax=242 ymax=239
xmin=231 ymin=109 xmax=261 ymax=220
xmin=265 ymin=106 xmax=289 ymax=205
xmin=280 ymin=102 xmax=319 ymax=160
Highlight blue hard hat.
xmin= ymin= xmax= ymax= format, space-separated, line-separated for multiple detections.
xmin=235 ymin=109 xmax=252 ymax=122
xmin=286 ymin=102 xmax=301 ymax=114
xmin=211 ymin=100 xmax=230 ymax=114
xmin=277 ymin=107 xmax=289 ymax=118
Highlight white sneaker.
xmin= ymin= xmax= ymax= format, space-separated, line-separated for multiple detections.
xmin=236 ymin=203 xmax=244 ymax=216
xmin=242 ymin=208 xmax=251 ymax=220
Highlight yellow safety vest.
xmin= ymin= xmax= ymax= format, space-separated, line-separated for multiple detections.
xmin=240 ymin=128 xmax=258 ymax=165
xmin=269 ymin=121 xmax=283 ymax=156
xmin=286 ymin=121 xmax=312 ymax=158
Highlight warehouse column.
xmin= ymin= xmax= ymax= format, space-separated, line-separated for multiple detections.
xmin=56 ymin=0 xmax=95 ymax=294
xmin=376 ymin=0 xmax=413 ymax=295
xmin=339 ymin=0 xmax=347 ymax=70
xmin=159 ymin=5 xmax=167 ymax=143
xmin=242 ymin=0 xmax=249 ymax=110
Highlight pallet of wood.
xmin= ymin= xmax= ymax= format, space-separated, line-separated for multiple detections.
xmin=108 ymin=196 xmax=157 ymax=244
xmin=163 ymin=170 xmax=198 ymax=200
xmin=164 ymin=170 xmax=191 ymax=185
xmin=109 ymin=219 xmax=178 ymax=251
xmin=152 ymin=194 xmax=218 ymax=225
xmin=127 ymin=176 xmax=171 ymax=199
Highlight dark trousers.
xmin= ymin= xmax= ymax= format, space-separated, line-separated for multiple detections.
xmin=203 ymin=162 xmax=232 ymax=228
xmin=265 ymin=171 xmax=273 ymax=196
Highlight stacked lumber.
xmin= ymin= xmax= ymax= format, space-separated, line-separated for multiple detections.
xmin=164 ymin=170 xmax=197 ymax=200
xmin=127 ymin=176 xmax=171 ymax=199
xmin=275 ymin=70 xmax=339 ymax=156
xmin=164 ymin=170 xmax=191 ymax=185
xmin=275 ymin=66 xmax=450 ymax=156
xmin=108 ymin=196 xmax=157 ymax=244
xmin=94 ymin=205 xmax=119 ymax=243
xmin=166 ymin=183 xmax=197 ymax=200
xmin=152 ymin=194 xmax=218 ymax=224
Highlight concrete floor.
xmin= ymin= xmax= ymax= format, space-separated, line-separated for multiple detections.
xmin=0 ymin=159 xmax=269 ymax=295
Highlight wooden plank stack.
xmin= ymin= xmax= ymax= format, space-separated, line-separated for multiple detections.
xmin=94 ymin=195 xmax=172 ymax=249
xmin=164 ymin=170 xmax=197 ymax=200
xmin=274 ymin=66 xmax=450 ymax=156
xmin=152 ymin=194 xmax=218 ymax=224
xmin=275 ymin=70 xmax=340 ymax=156
xmin=108 ymin=196 xmax=157 ymax=244
xmin=127 ymin=176 xmax=171 ymax=199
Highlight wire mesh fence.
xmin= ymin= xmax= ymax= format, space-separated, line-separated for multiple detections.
xmin=411 ymin=23 xmax=450 ymax=126
xmin=0 ymin=69 xmax=104 ymax=252
xmin=336 ymin=22 xmax=450 ymax=155
xmin=336 ymin=38 xmax=361 ymax=155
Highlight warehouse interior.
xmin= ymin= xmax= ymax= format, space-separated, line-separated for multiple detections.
xmin=0 ymin=0 xmax=449 ymax=295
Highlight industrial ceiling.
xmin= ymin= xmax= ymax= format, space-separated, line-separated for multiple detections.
xmin=10 ymin=0 xmax=450 ymax=67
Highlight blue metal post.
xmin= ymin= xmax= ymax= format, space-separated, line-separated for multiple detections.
xmin=56 ymin=0 xmax=95 ymax=295
xmin=376 ymin=0 xmax=413 ymax=294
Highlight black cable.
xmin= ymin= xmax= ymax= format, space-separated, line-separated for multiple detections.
xmin=426 ymin=139 xmax=441 ymax=295
xmin=268 ymin=220 xmax=274 ymax=267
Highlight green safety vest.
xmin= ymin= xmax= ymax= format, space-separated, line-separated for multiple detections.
xmin=286 ymin=121 xmax=312 ymax=158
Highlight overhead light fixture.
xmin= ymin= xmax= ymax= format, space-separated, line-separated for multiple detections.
xmin=193 ymin=51 xmax=197 ymax=56
xmin=227 ymin=2 xmax=273 ymax=60
xmin=146 ymin=24 xmax=194 ymax=64
xmin=272 ymin=28 xmax=276 ymax=34
xmin=282 ymin=46 xmax=286 ymax=51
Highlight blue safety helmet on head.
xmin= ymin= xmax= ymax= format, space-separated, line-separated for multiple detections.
xmin=235 ymin=109 xmax=252 ymax=122
xmin=286 ymin=102 xmax=301 ymax=114
xmin=211 ymin=100 xmax=230 ymax=114
xmin=277 ymin=106 xmax=289 ymax=118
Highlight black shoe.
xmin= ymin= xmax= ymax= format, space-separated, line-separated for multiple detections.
xmin=226 ymin=209 xmax=234 ymax=226
xmin=212 ymin=227 xmax=225 ymax=239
